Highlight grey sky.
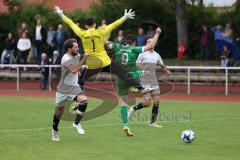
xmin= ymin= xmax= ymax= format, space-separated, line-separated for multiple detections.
xmin=204 ymin=0 xmax=237 ymax=7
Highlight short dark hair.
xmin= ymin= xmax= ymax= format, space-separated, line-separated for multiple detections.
xmin=86 ymin=18 xmax=95 ymax=26
xmin=64 ymin=39 xmax=77 ymax=51
xmin=123 ymin=34 xmax=136 ymax=45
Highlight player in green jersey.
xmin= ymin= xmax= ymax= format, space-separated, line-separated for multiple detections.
xmin=106 ymin=27 xmax=161 ymax=136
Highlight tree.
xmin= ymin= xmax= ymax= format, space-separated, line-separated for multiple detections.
xmin=170 ymin=0 xmax=189 ymax=46
xmin=186 ymin=0 xmax=197 ymax=5
xmin=199 ymin=0 xmax=204 ymax=8
xmin=235 ymin=0 xmax=240 ymax=13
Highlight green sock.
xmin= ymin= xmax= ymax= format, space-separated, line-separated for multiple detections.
xmin=120 ymin=106 xmax=128 ymax=126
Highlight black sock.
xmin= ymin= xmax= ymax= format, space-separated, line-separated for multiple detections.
xmin=133 ymin=102 xmax=144 ymax=111
xmin=53 ymin=114 xmax=60 ymax=131
xmin=75 ymin=112 xmax=84 ymax=125
xmin=137 ymin=86 xmax=144 ymax=90
xmin=151 ymin=104 xmax=159 ymax=124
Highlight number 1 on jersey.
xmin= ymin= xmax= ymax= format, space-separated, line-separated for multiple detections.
xmin=91 ymin=39 xmax=95 ymax=52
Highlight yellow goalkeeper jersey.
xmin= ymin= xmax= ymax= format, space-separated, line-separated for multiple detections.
xmin=63 ymin=15 xmax=124 ymax=69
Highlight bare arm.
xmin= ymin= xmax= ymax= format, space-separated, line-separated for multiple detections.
xmin=68 ymin=53 xmax=89 ymax=74
xmin=143 ymin=27 xmax=161 ymax=52
xmin=157 ymin=64 xmax=171 ymax=75
xmin=136 ymin=59 xmax=143 ymax=70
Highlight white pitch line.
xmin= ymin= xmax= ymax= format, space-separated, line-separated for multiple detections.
xmin=0 ymin=118 xmax=239 ymax=134
xmin=0 ymin=126 xmax=68 ymax=133
xmin=0 ymin=123 xmax=121 ymax=133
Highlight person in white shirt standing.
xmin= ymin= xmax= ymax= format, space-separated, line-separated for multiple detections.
xmin=128 ymin=37 xmax=170 ymax=128
xmin=17 ymin=32 xmax=31 ymax=64
xmin=34 ymin=19 xmax=46 ymax=62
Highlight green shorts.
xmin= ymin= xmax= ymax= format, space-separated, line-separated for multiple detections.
xmin=116 ymin=78 xmax=141 ymax=96
xmin=116 ymin=77 xmax=129 ymax=96
xmin=116 ymin=71 xmax=142 ymax=96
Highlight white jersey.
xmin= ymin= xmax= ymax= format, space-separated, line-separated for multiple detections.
xmin=56 ymin=53 xmax=82 ymax=95
xmin=137 ymin=51 xmax=164 ymax=87
xmin=137 ymin=51 xmax=163 ymax=65
xmin=61 ymin=53 xmax=79 ymax=86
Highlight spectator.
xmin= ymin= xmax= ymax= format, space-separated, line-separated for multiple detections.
xmin=200 ymin=25 xmax=211 ymax=61
xmin=114 ymin=30 xmax=124 ymax=44
xmin=146 ymin=26 xmax=155 ymax=38
xmin=17 ymin=22 xmax=29 ymax=39
xmin=1 ymin=33 xmax=16 ymax=64
xmin=53 ymin=24 xmax=67 ymax=57
xmin=39 ymin=53 xmax=49 ymax=90
xmin=46 ymin=25 xmax=56 ymax=57
xmin=177 ymin=40 xmax=187 ymax=60
xmin=100 ymin=19 xmax=107 ymax=28
xmin=236 ymin=36 xmax=240 ymax=42
xmin=72 ymin=22 xmax=84 ymax=55
xmin=222 ymin=23 xmax=233 ymax=41
xmin=17 ymin=32 xmax=31 ymax=65
xmin=211 ymin=25 xmax=224 ymax=56
xmin=98 ymin=19 xmax=110 ymax=40
xmin=221 ymin=45 xmax=231 ymax=67
xmin=33 ymin=19 xmax=47 ymax=61
xmin=49 ymin=50 xmax=61 ymax=65
xmin=136 ymin=27 xmax=147 ymax=46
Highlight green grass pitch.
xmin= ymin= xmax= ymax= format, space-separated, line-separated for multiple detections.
xmin=0 ymin=96 xmax=239 ymax=160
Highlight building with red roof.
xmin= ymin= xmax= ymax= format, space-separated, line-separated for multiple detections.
xmin=0 ymin=0 xmax=99 ymax=12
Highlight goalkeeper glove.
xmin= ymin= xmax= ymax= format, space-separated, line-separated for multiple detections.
xmin=54 ymin=6 xmax=64 ymax=17
xmin=122 ymin=9 xmax=135 ymax=21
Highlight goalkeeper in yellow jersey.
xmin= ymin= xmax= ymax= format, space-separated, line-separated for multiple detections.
xmin=54 ymin=6 xmax=155 ymax=94
xmin=54 ymin=6 xmax=135 ymax=70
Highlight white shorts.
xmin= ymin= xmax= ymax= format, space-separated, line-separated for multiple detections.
xmin=141 ymin=84 xmax=160 ymax=99
xmin=55 ymin=92 xmax=78 ymax=107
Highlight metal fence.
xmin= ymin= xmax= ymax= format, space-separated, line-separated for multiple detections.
xmin=167 ymin=66 xmax=240 ymax=95
xmin=0 ymin=64 xmax=240 ymax=96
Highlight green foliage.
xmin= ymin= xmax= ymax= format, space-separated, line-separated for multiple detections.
xmin=65 ymin=9 xmax=87 ymax=33
xmin=89 ymin=0 xmax=177 ymax=58
xmin=88 ymin=0 xmax=125 ymax=26
xmin=218 ymin=6 xmax=240 ymax=39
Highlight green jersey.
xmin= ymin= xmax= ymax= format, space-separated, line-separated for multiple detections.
xmin=110 ymin=43 xmax=144 ymax=78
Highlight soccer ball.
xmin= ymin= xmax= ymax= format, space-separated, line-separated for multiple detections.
xmin=181 ymin=130 xmax=195 ymax=143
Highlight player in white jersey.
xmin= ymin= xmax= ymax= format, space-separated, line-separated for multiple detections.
xmin=52 ymin=39 xmax=89 ymax=141
xmin=128 ymin=37 xmax=170 ymax=127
